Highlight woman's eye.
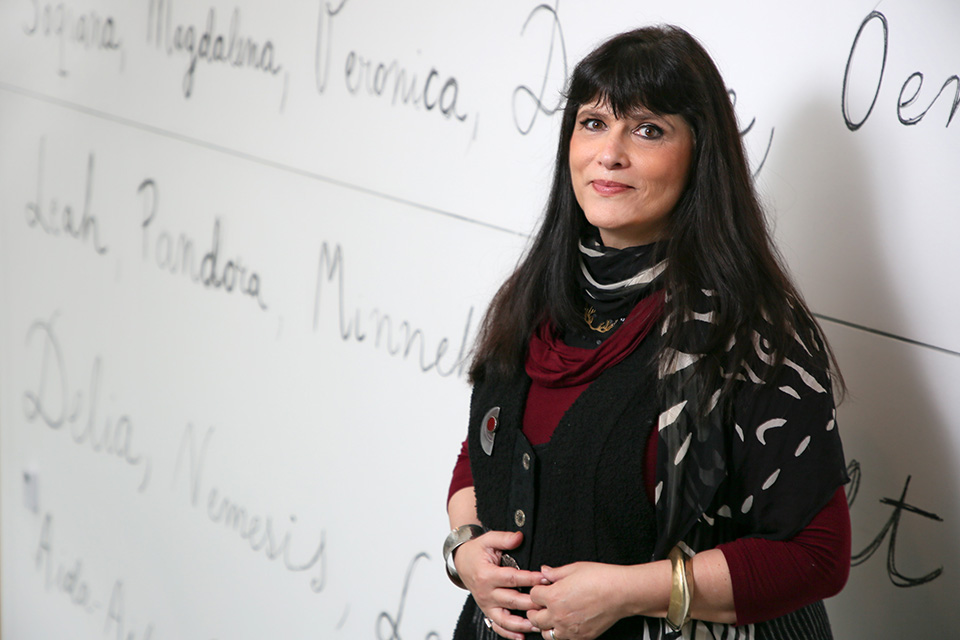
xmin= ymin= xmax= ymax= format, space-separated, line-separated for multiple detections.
xmin=580 ymin=118 xmax=604 ymax=131
xmin=636 ymin=124 xmax=663 ymax=138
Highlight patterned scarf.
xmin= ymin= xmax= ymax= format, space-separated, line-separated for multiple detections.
xmin=567 ymin=236 xmax=844 ymax=566
xmin=571 ymin=235 xmax=729 ymax=555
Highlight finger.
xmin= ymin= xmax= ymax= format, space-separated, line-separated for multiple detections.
xmin=490 ymin=618 xmax=524 ymax=640
xmin=479 ymin=529 xmax=524 ymax=551
xmin=539 ymin=564 xmax=572 ymax=582
xmin=490 ymin=607 xmax=539 ymax=639
xmin=494 ymin=566 xmax=547 ymax=589
xmin=528 ymin=583 xmax=554 ymax=607
xmin=526 ymin=608 xmax=550 ymax=632
xmin=491 ymin=587 xmax=541 ymax=612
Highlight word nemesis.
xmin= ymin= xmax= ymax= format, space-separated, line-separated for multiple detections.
xmin=172 ymin=424 xmax=327 ymax=593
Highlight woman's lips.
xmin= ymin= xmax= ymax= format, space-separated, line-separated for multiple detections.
xmin=591 ymin=180 xmax=632 ymax=195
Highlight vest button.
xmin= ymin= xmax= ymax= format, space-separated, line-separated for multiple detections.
xmin=521 ymin=453 xmax=531 ymax=470
xmin=514 ymin=509 xmax=526 ymax=527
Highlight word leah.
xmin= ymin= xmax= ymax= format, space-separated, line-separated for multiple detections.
xmin=25 ymin=138 xmax=109 ymax=257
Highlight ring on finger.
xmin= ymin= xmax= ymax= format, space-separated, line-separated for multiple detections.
xmin=550 ymin=630 xmax=558 ymax=640
xmin=483 ymin=617 xmax=493 ymax=629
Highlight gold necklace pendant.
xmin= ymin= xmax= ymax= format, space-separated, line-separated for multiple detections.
xmin=584 ymin=306 xmax=618 ymax=333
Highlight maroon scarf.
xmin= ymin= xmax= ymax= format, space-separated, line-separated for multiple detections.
xmin=525 ymin=290 xmax=665 ymax=388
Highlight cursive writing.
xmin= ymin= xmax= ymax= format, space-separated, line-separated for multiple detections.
xmin=314 ymin=0 xmax=470 ymax=124
xmin=312 ymin=242 xmax=474 ymax=378
xmin=376 ymin=553 xmax=442 ymax=640
xmin=728 ymin=89 xmax=775 ymax=178
xmin=22 ymin=0 xmax=123 ymax=76
xmin=847 ymin=460 xmax=944 ymax=587
xmin=25 ymin=138 xmax=109 ymax=257
xmin=146 ymin=0 xmax=284 ymax=99
xmin=843 ymin=10 xmax=959 ymax=131
xmin=172 ymin=424 xmax=327 ymax=593
xmin=137 ymin=179 xmax=268 ymax=310
xmin=35 ymin=513 xmax=157 ymax=640
xmin=512 ymin=0 xmax=566 ymax=135
xmin=22 ymin=314 xmax=152 ymax=492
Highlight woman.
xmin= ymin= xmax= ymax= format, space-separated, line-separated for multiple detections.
xmin=444 ymin=26 xmax=850 ymax=640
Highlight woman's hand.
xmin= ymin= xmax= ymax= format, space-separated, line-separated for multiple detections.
xmin=526 ymin=563 xmax=635 ymax=640
xmin=455 ymin=530 xmax=547 ymax=640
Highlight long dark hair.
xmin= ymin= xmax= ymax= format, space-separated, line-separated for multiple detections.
xmin=469 ymin=25 xmax=841 ymax=398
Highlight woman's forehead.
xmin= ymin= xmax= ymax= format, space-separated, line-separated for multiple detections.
xmin=578 ymin=98 xmax=667 ymax=121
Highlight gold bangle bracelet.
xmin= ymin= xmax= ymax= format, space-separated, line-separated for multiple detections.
xmin=666 ymin=545 xmax=694 ymax=631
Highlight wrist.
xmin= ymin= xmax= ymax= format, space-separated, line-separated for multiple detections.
xmin=619 ymin=560 xmax=672 ymax=619
xmin=443 ymin=524 xmax=484 ymax=589
xmin=666 ymin=545 xmax=695 ymax=631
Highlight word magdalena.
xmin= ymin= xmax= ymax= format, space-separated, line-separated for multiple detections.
xmin=146 ymin=0 xmax=283 ymax=98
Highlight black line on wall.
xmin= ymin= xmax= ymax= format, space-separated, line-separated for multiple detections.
xmin=0 ymin=82 xmax=529 ymax=239
xmin=5 ymin=83 xmax=957 ymax=360
xmin=814 ymin=313 xmax=960 ymax=359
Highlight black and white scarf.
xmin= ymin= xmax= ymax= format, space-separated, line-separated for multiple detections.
xmin=577 ymin=236 xmax=847 ymax=566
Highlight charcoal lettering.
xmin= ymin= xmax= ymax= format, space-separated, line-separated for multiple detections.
xmin=146 ymin=0 xmax=283 ymax=99
xmin=314 ymin=0 xmax=348 ymax=94
xmin=847 ymin=462 xmax=944 ymax=587
xmin=23 ymin=0 xmax=123 ymax=76
xmin=512 ymin=1 xmax=566 ymax=135
xmin=25 ymin=138 xmax=109 ymax=256
xmin=22 ymin=314 xmax=152 ymax=491
xmin=137 ymin=179 xmax=268 ymax=310
xmin=376 ymin=553 xmax=442 ymax=640
xmin=312 ymin=242 xmax=473 ymax=378
xmin=843 ymin=10 xmax=959 ymax=130
xmin=172 ymin=424 xmax=327 ymax=593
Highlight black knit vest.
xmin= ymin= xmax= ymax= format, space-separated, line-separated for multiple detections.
xmin=458 ymin=336 xmax=659 ymax=639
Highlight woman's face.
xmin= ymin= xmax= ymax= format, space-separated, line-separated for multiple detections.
xmin=569 ymin=100 xmax=694 ymax=248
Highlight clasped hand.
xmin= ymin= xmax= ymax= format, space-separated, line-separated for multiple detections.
xmin=527 ymin=562 xmax=632 ymax=640
xmin=455 ymin=531 xmax=630 ymax=640
xmin=453 ymin=530 xmax=545 ymax=640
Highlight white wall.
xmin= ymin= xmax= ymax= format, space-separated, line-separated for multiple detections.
xmin=1 ymin=1 xmax=957 ymax=637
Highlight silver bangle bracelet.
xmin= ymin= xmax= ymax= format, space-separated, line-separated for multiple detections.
xmin=443 ymin=524 xmax=485 ymax=589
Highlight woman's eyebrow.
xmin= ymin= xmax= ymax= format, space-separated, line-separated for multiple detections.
xmin=577 ymin=106 xmax=609 ymax=117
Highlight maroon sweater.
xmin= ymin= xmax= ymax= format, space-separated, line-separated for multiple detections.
xmin=448 ymin=378 xmax=850 ymax=625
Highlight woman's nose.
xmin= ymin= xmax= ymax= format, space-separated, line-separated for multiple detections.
xmin=598 ymin=134 xmax=629 ymax=169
